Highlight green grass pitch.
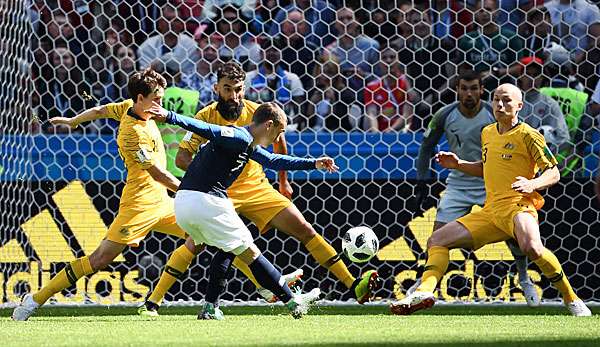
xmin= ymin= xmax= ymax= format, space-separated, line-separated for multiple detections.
xmin=1 ymin=305 xmax=598 ymax=346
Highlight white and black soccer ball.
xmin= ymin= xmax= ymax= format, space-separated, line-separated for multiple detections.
xmin=341 ymin=226 xmax=379 ymax=263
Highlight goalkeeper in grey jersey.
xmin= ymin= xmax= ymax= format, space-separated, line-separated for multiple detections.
xmin=413 ymin=70 xmax=540 ymax=306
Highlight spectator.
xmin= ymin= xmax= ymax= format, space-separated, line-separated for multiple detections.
xmin=545 ymin=0 xmax=600 ymax=60
xmin=250 ymin=0 xmax=280 ymax=34
xmin=518 ymin=6 xmax=560 ymax=60
xmin=37 ymin=47 xmax=93 ymax=133
xmin=361 ymin=8 xmax=402 ymax=47
xmin=138 ymin=3 xmax=198 ymax=74
xmin=541 ymin=73 xmax=592 ymax=175
xmin=245 ymin=38 xmax=306 ymax=130
xmin=36 ymin=9 xmax=92 ymax=70
xmin=181 ymin=39 xmax=221 ymax=107
xmin=517 ymin=57 xmax=570 ymax=152
xmin=364 ymin=48 xmax=414 ymax=133
xmin=211 ymin=5 xmax=260 ymax=71
xmin=392 ymin=5 xmax=453 ymax=130
xmin=202 ymin=0 xmax=257 ymax=20
xmin=321 ymin=7 xmax=380 ymax=81
xmin=268 ymin=0 xmax=336 ymax=47
xmin=275 ymin=9 xmax=319 ymax=89
xmin=457 ymin=0 xmax=525 ymax=92
xmin=307 ymin=61 xmax=363 ymax=131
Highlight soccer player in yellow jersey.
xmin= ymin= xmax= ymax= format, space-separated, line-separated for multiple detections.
xmin=12 ymin=69 xmax=199 ymax=320
xmin=139 ymin=62 xmax=379 ymax=318
xmin=390 ymin=84 xmax=592 ymax=316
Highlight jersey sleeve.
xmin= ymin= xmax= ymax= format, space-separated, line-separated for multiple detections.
xmin=178 ymin=109 xmax=210 ymax=154
xmin=251 ymin=146 xmax=316 ymax=171
xmin=119 ymin=124 xmax=156 ymax=170
xmin=101 ymin=99 xmax=134 ymax=121
xmin=166 ymin=111 xmax=250 ymax=149
xmin=416 ymin=108 xmax=446 ymax=180
xmin=523 ymin=128 xmax=558 ymax=171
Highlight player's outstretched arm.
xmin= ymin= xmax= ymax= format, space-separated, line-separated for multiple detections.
xmin=146 ymin=102 xmax=223 ymax=140
xmin=435 ymin=151 xmax=483 ymax=177
xmin=511 ymin=166 xmax=560 ymax=194
xmin=49 ymin=104 xmax=110 ymax=129
xmin=251 ymin=147 xmax=339 ymax=173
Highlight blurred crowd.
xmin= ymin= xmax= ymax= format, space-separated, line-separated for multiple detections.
xmin=19 ymin=0 xmax=600 ymax=158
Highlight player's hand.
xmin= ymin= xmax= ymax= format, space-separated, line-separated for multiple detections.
xmin=413 ymin=180 xmax=429 ymax=215
xmin=278 ymin=178 xmax=293 ymax=200
xmin=49 ymin=116 xmax=78 ymax=129
xmin=511 ymin=176 xmax=536 ymax=194
xmin=435 ymin=151 xmax=459 ymax=169
xmin=315 ymin=157 xmax=339 ymax=173
xmin=144 ymin=101 xmax=168 ymax=122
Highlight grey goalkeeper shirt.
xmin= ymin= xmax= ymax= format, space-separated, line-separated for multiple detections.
xmin=416 ymin=101 xmax=495 ymax=189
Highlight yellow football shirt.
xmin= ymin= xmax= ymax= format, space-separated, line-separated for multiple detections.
xmin=178 ymin=99 xmax=265 ymax=188
xmin=102 ymin=99 xmax=169 ymax=209
xmin=481 ymin=122 xmax=558 ymax=208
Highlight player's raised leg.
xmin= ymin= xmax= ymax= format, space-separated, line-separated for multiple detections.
xmin=269 ymin=204 xmax=380 ymax=303
xmin=12 ymin=240 xmax=125 ymax=321
xmin=390 ymin=221 xmax=475 ymax=315
xmin=513 ymin=212 xmax=591 ymax=316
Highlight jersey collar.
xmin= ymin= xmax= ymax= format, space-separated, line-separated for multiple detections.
xmin=127 ymin=107 xmax=146 ymax=121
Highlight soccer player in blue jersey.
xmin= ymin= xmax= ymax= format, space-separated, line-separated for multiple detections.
xmin=146 ymin=101 xmax=337 ymax=318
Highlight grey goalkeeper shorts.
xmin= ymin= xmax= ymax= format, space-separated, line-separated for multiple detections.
xmin=436 ymin=185 xmax=486 ymax=224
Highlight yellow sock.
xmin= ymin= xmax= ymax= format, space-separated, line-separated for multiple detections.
xmin=533 ymin=248 xmax=578 ymax=303
xmin=232 ymin=256 xmax=260 ymax=288
xmin=306 ymin=234 xmax=355 ymax=288
xmin=148 ymin=245 xmax=194 ymax=305
xmin=33 ymin=256 xmax=93 ymax=305
xmin=418 ymin=246 xmax=449 ymax=293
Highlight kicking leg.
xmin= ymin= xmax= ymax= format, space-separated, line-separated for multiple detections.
xmin=269 ymin=204 xmax=380 ymax=303
xmin=238 ymin=244 xmax=320 ymax=319
xmin=13 ymin=240 xmax=124 ymax=321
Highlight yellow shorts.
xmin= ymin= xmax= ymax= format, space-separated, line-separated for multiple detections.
xmin=229 ymin=178 xmax=292 ymax=233
xmin=105 ymin=199 xmax=186 ymax=246
xmin=457 ymin=200 xmax=538 ymax=250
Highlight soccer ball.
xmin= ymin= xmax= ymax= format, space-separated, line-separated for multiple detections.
xmin=341 ymin=226 xmax=379 ymax=263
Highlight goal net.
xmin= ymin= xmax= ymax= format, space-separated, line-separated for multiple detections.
xmin=1 ymin=1 xmax=599 ymax=306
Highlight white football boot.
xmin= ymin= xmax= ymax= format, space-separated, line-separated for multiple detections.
xmin=286 ymin=288 xmax=321 ymax=319
xmin=12 ymin=294 xmax=40 ymax=321
xmin=258 ymin=269 xmax=304 ymax=303
xmin=566 ymin=300 xmax=592 ymax=317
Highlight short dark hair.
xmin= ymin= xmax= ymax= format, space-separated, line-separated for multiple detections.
xmin=216 ymin=62 xmax=246 ymax=83
xmin=127 ymin=68 xmax=166 ymax=100
xmin=253 ymin=102 xmax=284 ymax=126
xmin=457 ymin=69 xmax=481 ymax=85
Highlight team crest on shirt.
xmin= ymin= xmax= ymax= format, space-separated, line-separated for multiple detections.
xmin=503 ymin=142 xmax=515 ymax=150
xmin=221 ymin=127 xmax=234 ymax=138
xmin=136 ymin=148 xmax=152 ymax=163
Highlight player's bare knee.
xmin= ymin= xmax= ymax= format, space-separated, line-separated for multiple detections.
xmin=88 ymin=251 xmax=113 ymax=271
xmin=427 ymin=232 xmax=444 ymax=248
xmin=521 ymin=242 xmax=544 ymax=260
xmin=297 ymin=221 xmax=317 ymax=244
